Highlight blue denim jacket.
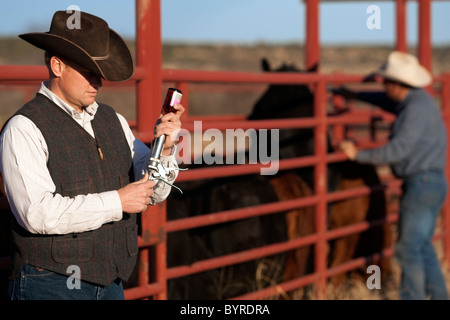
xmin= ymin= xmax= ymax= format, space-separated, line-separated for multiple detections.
xmin=355 ymin=88 xmax=447 ymax=178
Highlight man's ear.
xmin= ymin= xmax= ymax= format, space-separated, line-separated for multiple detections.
xmin=50 ymin=56 xmax=63 ymax=77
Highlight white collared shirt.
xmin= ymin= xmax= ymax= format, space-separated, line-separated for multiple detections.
xmin=0 ymin=82 xmax=178 ymax=235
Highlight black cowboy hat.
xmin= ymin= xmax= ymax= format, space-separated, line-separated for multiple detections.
xmin=19 ymin=10 xmax=134 ymax=82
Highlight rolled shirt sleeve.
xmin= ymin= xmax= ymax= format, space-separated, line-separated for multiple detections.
xmin=354 ymin=89 xmax=447 ymax=178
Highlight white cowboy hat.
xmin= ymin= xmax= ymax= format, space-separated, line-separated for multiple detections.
xmin=375 ymin=51 xmax=432 ymax=88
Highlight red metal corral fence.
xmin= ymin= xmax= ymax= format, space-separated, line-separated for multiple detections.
xmin=1 ymin=0 xmax=450 ymax=300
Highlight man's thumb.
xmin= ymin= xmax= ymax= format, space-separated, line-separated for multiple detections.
xmin=139 ymin=172 xmax=149 ymax=182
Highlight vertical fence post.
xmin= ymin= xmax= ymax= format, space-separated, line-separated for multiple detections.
xmin=441 ymin=73 xmax=450 ymax=268
xmin=136 ymin=0 xmax=162 ymax=134
xmin=305 ymin=0 xmax=320 ymax=72
xmin=314 ymin=80 xmax=328 ymax=299
xmin=396 ymin=0 xmax=407 ymax=52
xmin=418 ymin=0 xmax=432 ymax=73
xmin=307 ymin=4 xmax=325 ymax=298
xmin=135 ymin=0 xmax=167 ymax=300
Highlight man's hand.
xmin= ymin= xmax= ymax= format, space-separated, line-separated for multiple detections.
xmin=154 ymin=103 xmax=185 ymax=156
xmin=340 ymin=140 xmax=358 ymax=160
xmin=117 ymin=172 xmax=156 ymax=213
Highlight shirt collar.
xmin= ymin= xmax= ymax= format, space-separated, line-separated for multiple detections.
xmin=38 ymin=82 xmax=98 ymax=118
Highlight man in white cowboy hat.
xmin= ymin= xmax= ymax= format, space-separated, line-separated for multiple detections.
xmin=337 ymin=51 xmax=448 ymax=300
xmin=0 ymin=10 xmax=184 ymax=299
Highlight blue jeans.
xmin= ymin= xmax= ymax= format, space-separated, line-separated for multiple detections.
xmin=8 ymin=264 xmax=125 ymax=300
xmin=394 ymin=170 xmax=449 ymax=300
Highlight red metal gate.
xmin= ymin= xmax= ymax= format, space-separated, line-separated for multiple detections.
xmin=0 ymin=0 xmax=449 ymax=300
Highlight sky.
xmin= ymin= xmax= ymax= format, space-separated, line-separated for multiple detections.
xmin=1 ymin=0 xmax=450 ymax=45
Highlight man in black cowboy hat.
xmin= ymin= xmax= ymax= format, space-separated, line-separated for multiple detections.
xmin=0 ymin=10 xmax=184 ymax=299
xmin=336 ymin=51 xmax=448 ymax=300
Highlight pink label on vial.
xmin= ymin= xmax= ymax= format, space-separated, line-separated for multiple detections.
xmin=170 ymin=93 xmax=182 ymax=106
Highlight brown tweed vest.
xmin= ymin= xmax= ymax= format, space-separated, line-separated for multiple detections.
xmin=7 ymin=93 xmax=138 ymax=286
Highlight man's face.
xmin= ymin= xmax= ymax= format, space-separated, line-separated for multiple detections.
xmin=383 ymin=78 xmax=402 ymax=101
xmin=53 ymin=57 xmax=102 ymax=111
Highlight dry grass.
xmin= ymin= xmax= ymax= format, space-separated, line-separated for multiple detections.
xmin=259 ymin=258 xmax=450 ymax=300
xmin=323 ymin=258 xmax=450 ymax=300
xmin=323 ymin=262 xmax=402 ymax=300
xmin=250 ymin=224 xmax=450 ymax=300
xmin=297 ymin=241 xmax=450 ymax=300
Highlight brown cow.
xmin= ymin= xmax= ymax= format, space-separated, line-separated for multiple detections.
xmin=270 ymin=172 xmax=315 ymax=299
